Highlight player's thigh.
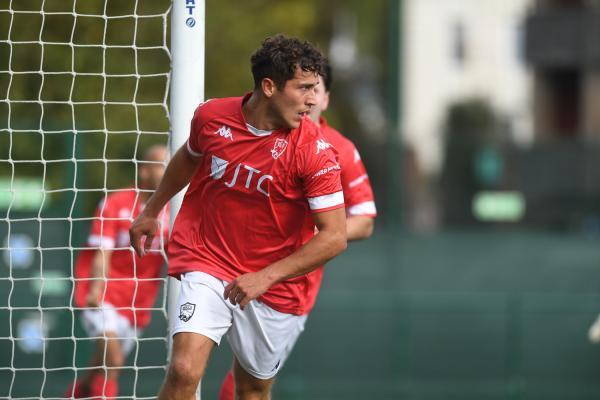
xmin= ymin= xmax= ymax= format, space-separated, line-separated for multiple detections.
xmin=168 ymin=271 xmax=234 ymax=382
xmin=81 ymin=303 xmax=138 ymax=360
xmin=80 ymin=303 xmax=120 ymax=338
xmin=233 ymin=356 xmax=274 ymax=396
xmin=227 ymin=301 xmax=308 ymax=380
xmin=168 ymin=332 xmax=215 ymax=383
xmin=172 ymin=271 xmax=234 ymax=345
xmin=112 ymin=308 xmax=141 ymax=358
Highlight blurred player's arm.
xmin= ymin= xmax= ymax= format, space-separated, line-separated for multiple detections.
xmin=346 ymin=215 xmax=374 ymax=241
xmin=86 ymin=249 xmax=113 ymax=307
xmin=340 ymin=143 xmax=376 ymax=241
xmin=314 ymin=215 xmax=374 ymax=241
xmin=224 ymin=207 xmax=347 ymax=308
xmin=130 ymin=144 xmax=199 ymax=257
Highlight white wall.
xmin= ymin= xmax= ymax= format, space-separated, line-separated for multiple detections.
xmin=402 ymin=0 xmax=534 ymax=175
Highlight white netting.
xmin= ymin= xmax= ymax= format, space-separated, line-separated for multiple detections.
xmin=0 ymin=0 xmax=172 ymax=398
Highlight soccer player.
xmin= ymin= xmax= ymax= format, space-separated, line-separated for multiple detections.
xmin=312 ymin=62 xmax=377 ymax=239
xmin=65 ymin=145 xmax=169 ymax=399
xmin=129 ymin=34 xmax=347 ymax=400
xmin=217 ymin=61 xmax=377 ymax=400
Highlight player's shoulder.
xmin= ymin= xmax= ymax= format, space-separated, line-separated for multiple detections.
xmin=103 ymin=188 xmax=136 ymax=207
xmin=293 ymin=116 xmax=328 ymax=150
xmin=193 ymin=96 xmax=243 ymax=124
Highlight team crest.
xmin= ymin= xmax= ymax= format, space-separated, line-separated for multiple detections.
xmin=179 ymin=302 xmax=196 ymax=322
xmin=271 ymin=138 xmax=288 ymax=159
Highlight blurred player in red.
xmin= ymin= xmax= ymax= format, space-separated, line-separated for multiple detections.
xmin=217 ymin=61 xmax=377 ymax=400
xmin=129 ymin=34 xmax=347 ymax=399
xmin=65 ymin=145 xmax=169 ymax=399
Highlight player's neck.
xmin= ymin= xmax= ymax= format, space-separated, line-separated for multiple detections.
xmin=242 ymin=91 xmax=281 ymax=131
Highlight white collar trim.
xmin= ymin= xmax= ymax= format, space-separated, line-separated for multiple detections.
xmin=246 ymin=123 xmax=273 ymax=137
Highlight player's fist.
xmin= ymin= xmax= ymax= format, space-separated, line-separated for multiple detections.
xmin=129 ymin=212 xmax=159 ymax=257
xmin=223 ymin=271 xmax=272 ymax=309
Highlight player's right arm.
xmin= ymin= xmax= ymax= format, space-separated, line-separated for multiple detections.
xmin=85 ymin=249 xmax=113 ymax=307
xmin=130 ymin=144 xmax=199 ymax=257
xmin=83 ymin=194 xmax=120 ymax=307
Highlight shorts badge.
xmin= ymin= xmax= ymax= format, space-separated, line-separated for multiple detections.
xmin=179 ymin=302 xmax=196 ymax=322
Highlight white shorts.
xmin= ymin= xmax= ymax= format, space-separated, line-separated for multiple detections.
xmin=80 ymin=302 xmax=140 ymax=356
xmin=172 ymin=271 xmax=307 ymax=380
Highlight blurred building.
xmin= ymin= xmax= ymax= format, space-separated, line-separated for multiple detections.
xmin=400 ymin=0 xmax=600 ymax=231
xmin=525 ymin=0 xmax=600 ymax=137
xmin=509 ymin=0 xmax=600 ymax=232
xmin=402 ymin=0 xmax=534 ymax=177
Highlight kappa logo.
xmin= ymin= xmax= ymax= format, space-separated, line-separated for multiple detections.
xmin=215 ymin=125 xmax=233 ymax=141
xmin=316 ymin=139 xmax=332 ymax=154
xmin=179 ymin=302 xmax=196 ymax=322
xmin=271 ymin=138 xmax=288 ymax=159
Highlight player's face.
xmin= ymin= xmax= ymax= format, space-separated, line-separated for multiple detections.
xmin=142 ymin=162 xmax=166 ymax=190
xmin=139 ymin=146 xmax=167 ymax=190
xmin=271 ymin=68 xmax=318 ymax=129
xmin=308 ymin=75 xmax=329 ymax=124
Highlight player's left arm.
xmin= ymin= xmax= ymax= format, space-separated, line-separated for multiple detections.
xmin=223 ymin=207 xmax=347 ymax=309
xmin=85 ymin=195 xmax=119 ymax=307
xmin=347 ymin=216 xmax=374 ymax=241
xmin=342 ymin=145 xmax=376 ymax=241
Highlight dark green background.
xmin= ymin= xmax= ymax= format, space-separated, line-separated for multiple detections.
xmin=2 ymin=221 xmax=600 ymax=399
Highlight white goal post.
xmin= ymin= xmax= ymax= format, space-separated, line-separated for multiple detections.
xmin=168 ymin=0 xmax=205 ymax=396
xmin=0 ymin=0 xmax=204 ymax=398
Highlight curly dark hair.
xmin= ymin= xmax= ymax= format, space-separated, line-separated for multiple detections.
xmin=321 ymin=59 xmax=332 ymax=92
xmin=251 ymin=34 xmax=326 ymax=90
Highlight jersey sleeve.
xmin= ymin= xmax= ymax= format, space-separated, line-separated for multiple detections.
xmin=298 ymin=136 xmax=344 ymax=213
xmin=87 ymin=195 xmax=120 ymax=249
xmin=340 ymin=144 xmax=377 ymax=217
xmin=186 ymin=100 xmax=211 ymax=157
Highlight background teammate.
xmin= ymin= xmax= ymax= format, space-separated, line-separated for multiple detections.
xmin=66 ymin=145 xmax=169 ymax=399
xmin=217 ymin=60 xmax=377 ymax=400
xmin=129 ymin=34 xmax=347 ymax=399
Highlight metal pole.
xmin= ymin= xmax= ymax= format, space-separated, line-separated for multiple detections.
xmin=168 ymin=0 xmax=205 ymax=394
xmin=386 ymin=0 xmax=402 ymax=231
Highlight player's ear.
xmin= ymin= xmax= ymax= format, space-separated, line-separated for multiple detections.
xmin=322 ymin=91 xmax=330 ymax=112
xmin=261 ymin=78 xmax=276 ymax=98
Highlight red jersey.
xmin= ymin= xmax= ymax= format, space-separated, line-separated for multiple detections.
xmin=320 ymin=117 xmax=376 ymax=217
xmin=74 ymin=189 xmax=169 ymax=328
xmin=304 ymin=118 xmax=378 ymax=310
xmin=168 ymin=95 xmax=344 ymax=315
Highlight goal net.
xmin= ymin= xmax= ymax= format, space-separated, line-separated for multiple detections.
xmin=0 ymin=1 xmax=176 ymax=398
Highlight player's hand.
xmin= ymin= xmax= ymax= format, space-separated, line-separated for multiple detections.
xmin=85 ymin=282 xmax=103 ymax=307
xmin=223 ymin=271 xmax=272 ymax=310
xmin=129 ymin=212 xmax=159 ymax=257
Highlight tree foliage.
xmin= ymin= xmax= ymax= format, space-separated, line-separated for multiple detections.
xmin=1 ymin=0 xmax=390 ymax=216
